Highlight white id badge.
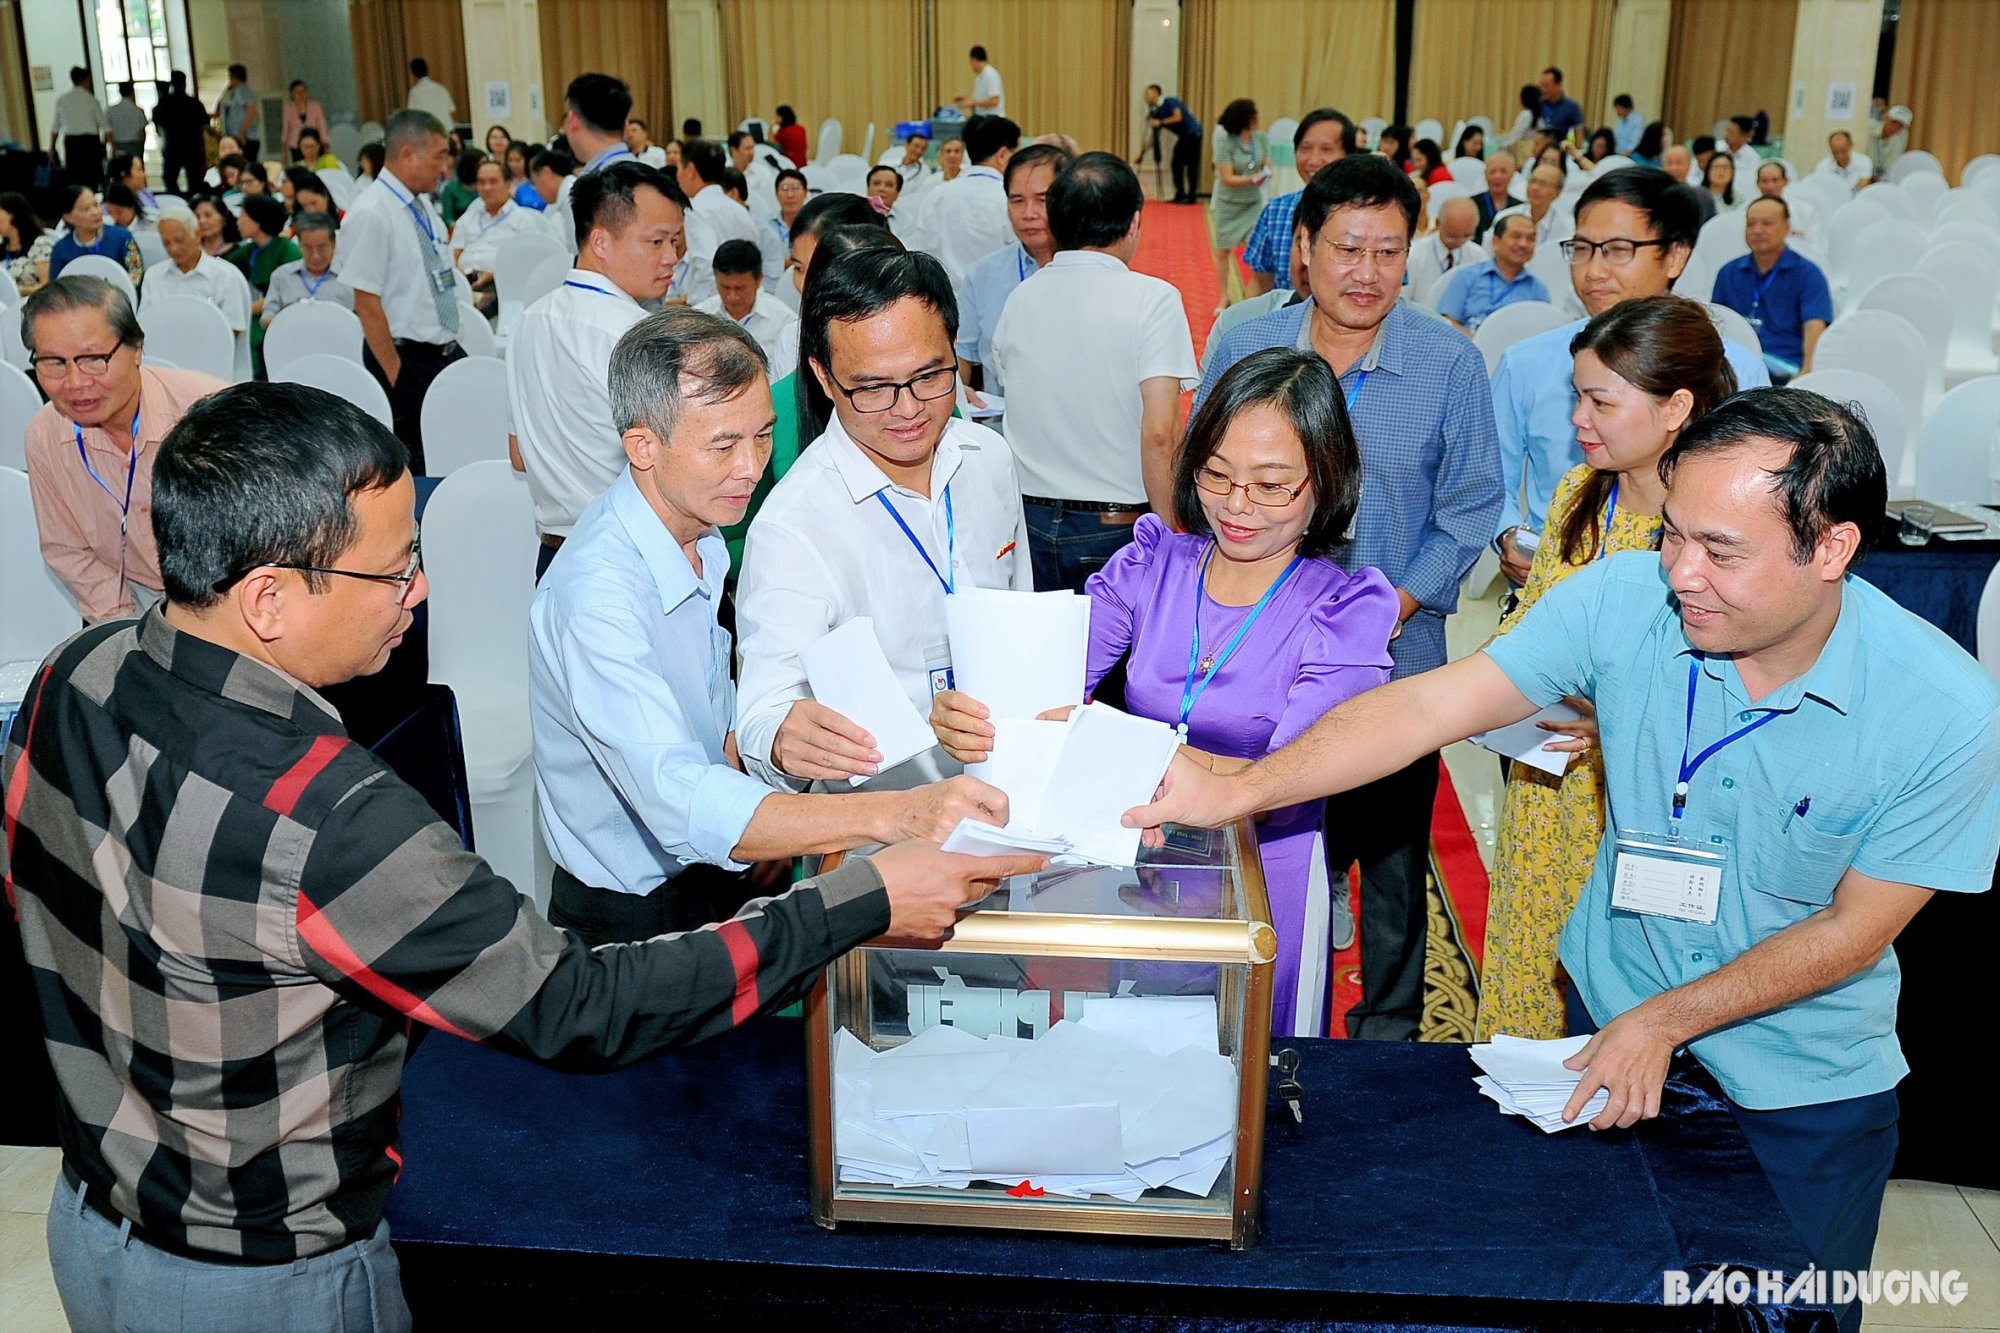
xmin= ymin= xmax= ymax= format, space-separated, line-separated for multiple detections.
xmin=428 ymin=262 xmax=456 ymax=296
xmin=1611 ymin=831 xmax=1724 ymax=925
xmin=925 ymin=644 xmax=954 ymax=699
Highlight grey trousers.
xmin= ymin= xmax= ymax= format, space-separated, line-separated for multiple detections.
xmin=47 ymin=1170 xmax=412 ymax=1332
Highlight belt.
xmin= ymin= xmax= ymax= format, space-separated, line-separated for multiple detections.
xmin=541 ymin=533 xmax=566 ymax=550
xmin=61 ymin=1161 xmax=284 ymax=1268
xmin=1021 ymin=495 xmax=1150 ymax=514
xmin=393 ymin=337 xmax=461 ymax=358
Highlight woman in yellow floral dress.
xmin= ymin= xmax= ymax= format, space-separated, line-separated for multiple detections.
xmin=1475 ymin=296 xmax=1740 ymax=1039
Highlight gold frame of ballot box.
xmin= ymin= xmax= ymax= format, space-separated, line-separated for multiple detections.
xmin=805 ymin=819 xmax=1278 ymax=1249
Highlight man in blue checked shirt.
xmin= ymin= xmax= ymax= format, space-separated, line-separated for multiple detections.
xmin=1240 ymin=108 xmax=1355 ymax=297
xmin=1198 ymin=154 xmax=1502 ymax=1040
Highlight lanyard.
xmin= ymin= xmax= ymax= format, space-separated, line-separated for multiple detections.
xmin=587 ymin=145 xmax=633 ymax=171
xmin=1595 ymin=480 xmax=1619 ymax=559
xmin=1179 ymin=545 xmax=1304 ymax=732
xmin=1673 ymin=656 xmax=1782 ymax=824
xmin=875 ymin=486 xmax=954 ymax=595
xmin=1344 ymin=368 xmax=1369 ymax=412
xmin=74 ymin=411 xmax=141 ymax=542
xmin=301 ymin=266 xmax=333 ymax=298
xmin=384 ymin=176 xmax=438 ymax=244
xmin=1747 ymin=260 xmax=1782 ymax=319
xmin=1016 ymin=247 xmax=1031 ymax=283
xmin=476 ymin=204 xmax=511 ymax=236
xmin=563 ymin=278 xmax=621 ymax=298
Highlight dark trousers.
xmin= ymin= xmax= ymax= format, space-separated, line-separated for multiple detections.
xmin=1567 ymin=992 xmax=1895 ymax=1333
xmin=1022 ymin=499 xmax=1143 ymax=594
xmin=549 ymin=863 xmax=756 ymax=948
xmin=161 ymin=144 xmax=206 ymax=196
xmin=61 ymin=136 xmax=105 ymax=189
xmin=363 ymin=338 xmax=464 ymax=475
xmin=1171 ymin=132 xmax=1201 ymax=200
xmin=1323 ymin=750 xmax=1439 ymax=1040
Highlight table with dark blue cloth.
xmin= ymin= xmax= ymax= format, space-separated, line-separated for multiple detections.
xmin=1852 ymin=518 xmax=1999 ymax=656
xmin=383 ymin=1021 xmax=1836 ymax=1331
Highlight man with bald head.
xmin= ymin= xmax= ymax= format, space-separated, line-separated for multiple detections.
xmin=1524 ymin=162 xmax=1571 ymax=246
xmin=1473 ymin=148 xmax=1517 ymax=242
xmin=1405 ymin=194 xmax=1485 ymax=306
xmin=1662 ymin=143 xmax=1717 ymax=222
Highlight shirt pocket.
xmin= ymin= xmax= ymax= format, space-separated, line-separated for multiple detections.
xmin=1739 ymin=792 xmax=1866 ymax=909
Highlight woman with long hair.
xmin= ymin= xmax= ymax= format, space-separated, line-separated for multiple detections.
xmin=1474 ymin=296 xmax=1738 ymax=1040
xmin=1410 ymin=138 xmax=1451 ymax=185
xmin=1704 ymin=151 xmax=1741 ymax=210
xmin=1632 ymin=121 xmax=1669 ymax=167
xmin=772 ymin=104 xmax=808 ymax=168
xmin=1453 ymin=124 xmax=1486 ymax=161
xmin=0 ymin=192 xmax=54 ymax=295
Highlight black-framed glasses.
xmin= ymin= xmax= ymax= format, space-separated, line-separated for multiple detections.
xmin=261 ymin=532 xmax=423 ymax=605
xmin=29 ymin=342 xmax=128 ymax=380
xmin=824 ymin=365 xmax=958 ymax=413
xmin=1559 ymin=237 xmax=1673 ymax=266
xmin=1193 ymin=467 xmax=1311 ymax=507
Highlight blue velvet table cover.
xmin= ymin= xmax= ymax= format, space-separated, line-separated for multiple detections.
xmin=384 ymin=1020 xmax=1836 ymax=1331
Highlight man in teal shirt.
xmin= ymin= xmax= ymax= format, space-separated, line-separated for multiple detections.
xmin=1129 ymin=389 xmax=2000 ymax=1333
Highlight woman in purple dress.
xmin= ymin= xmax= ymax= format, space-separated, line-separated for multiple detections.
xmin=934 ymin=348 xmax=1398 ymax=1035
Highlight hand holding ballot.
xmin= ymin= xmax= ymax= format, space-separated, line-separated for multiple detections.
xmin=771 ymin=698 xmax=886 ymax=783
xmin=868 ymin=840 xmax=1048 ymax=948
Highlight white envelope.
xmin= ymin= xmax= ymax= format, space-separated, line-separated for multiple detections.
xmin=798 ymin=616 xmax=939 ymax=786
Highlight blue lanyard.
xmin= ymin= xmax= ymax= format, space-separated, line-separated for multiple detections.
xmin=301 ymin=266 xmax=333 ymax=297
xmin=1344 ymin=368 xmax=1369 ymax=412
xmin=563 ymin=278 xmax=621 ymax=298
xmin=476 ymin=204 xmax=512 ymax=236
xmin=587 ymin=145 xmax=633 ymax=171
xmin=1747 ymin=260 xmax=1782 ymax=319
xmin=384 ymin=176 xmax=437 ymax=243
xmin=1673 ymin=656 xmax=1782 ymax=824
xmin=1016 ymin=247 xmax=1030 ymax=283
xmin=874 ymin=486 xmax=954 ymax=595
xmin=74 ymin=411 xmax=141 ymax=541
xmin=1595 ymin=480 xmax=1619 ymax=559
xmin=1179 ymin=545 xmax=1304 ymax=732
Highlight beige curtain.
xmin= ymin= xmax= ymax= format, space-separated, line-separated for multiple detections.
xmin=722 ymin=0 xmax=925 ymax=162
xmin=540 ymin=0 xmax=674 ymax=142
xmin=1408 ymin=0 xmax=1615 ymax=139
xmin=351 ymin=0 xmax=470 ymax=128
xmin=0 ymin=0 xmax=30 ymax=148
xmin=1662 ymin=0 xmax=1799 ymax=145
xmin=929 ymin=0 xmax=1130 ymax=154
xmin=1178 ymin=0 xmax=1219 ymax=194
xmin=1891 ymin=0 xmax=2000 ymax=183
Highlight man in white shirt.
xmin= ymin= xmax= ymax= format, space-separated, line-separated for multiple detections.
xmin=625 ymin=117 xmax=668 ymax=167
xmin=1405 ymin=195 xmax=1486 ymax=307
xmin=531 ymin=306 xmax=1018 ymax=945
xmin=729 ymin=130 xmax=779 ymax=218
xmin=510 ymin=162 xmax=687 ymax=577
xmin=1874 ymin=105 xmax=1911 ymax=177
xmin=261 ymin=211 xmax=354 ymax=324
xmin=336 ymin=109 xmax=464 ymax=470
xmin=906 ymin=115 xmax=1019 ymax=288
xmin=52 ymin=67 xmax=112 ymax=189
xmin=696 ymin=238 xmax=798 ymax=378
xmin=1525 ymin=162 xmax=1572 ymax=247
xmin=549 ymin=74 xmax=636 ymax=253
xmin=882 ymin=131 xmax=933 ymax=184
xmin=990 ymin=153 xmax=1197 ymax=592
xmin=1816 ymin=130 xmax=1873 ymax=192
xmin=1723 ymin=117 xmax=1763 ymax=189
xmin=405 ymin=58 xmax=456 ymax=127
xmin=735 ymin=247 xmax=1032 ymax=791
xmin=955 ymin=45 xmax=1005 ymax=118
xmin=143 ymin=201 xmax=253 ymax=339
xmin=450 ymin=156 xmax=544 ymax=312
xmin=677 ymin=137 xmax=761 ymax=305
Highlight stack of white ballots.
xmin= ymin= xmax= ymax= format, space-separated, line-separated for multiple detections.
xmin=1469 ymin=1034 xmax=1610 ymax=1133
xmin=834 ymin=997 xmax=1239 ymax=1201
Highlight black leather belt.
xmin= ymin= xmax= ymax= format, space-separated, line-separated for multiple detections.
xmin=1021 ymin=495 xmax=1150 ymax=513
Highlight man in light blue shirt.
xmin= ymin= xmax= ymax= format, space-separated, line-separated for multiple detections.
xmin=1611 ymin=94 xmax=1644 ymax=155
xmin=1490 ymin=168 xmax=1770 ymax=584
xmin=954 ymin=142 xmax=1066 ymax=403
xmin=530 ymin=308 xmax=1009 ymax=945
xmin=1130 ymin=389 xmax=2000 ymax=1333
xmin=1434 ymin=212 xmax=1548 ymax=332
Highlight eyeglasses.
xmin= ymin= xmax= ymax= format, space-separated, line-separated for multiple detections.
xmin=1559 ymin=237 xmax=1673 ymax=266
xmin=824 ymin=366 xmax=958 ymax=414
xmin=1193 ymin=467 xmax=1310 ymax=507
xmin=1319 ymin=240 xmax=1409 ymax=268
xmin=261 ymin=532 xmax=424 ymax=605
xmin=29 ymin=343 xmax=127 ymax=381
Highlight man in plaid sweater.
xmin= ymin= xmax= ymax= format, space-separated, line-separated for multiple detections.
xmin=1 ymin=381 xmax=1036 ymax=1329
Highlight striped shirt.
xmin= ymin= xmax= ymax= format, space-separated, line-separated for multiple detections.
xmin=1 ymin=610 xmax=888 ymax=1262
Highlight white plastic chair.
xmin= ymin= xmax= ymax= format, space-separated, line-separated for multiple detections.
xmin=261 ymin=300 xmax=365 ymax=379
xmin=1902 ymin=171 xmax=1949 ymax=221
xmin=518 ymin=253 xmax=568 ymax=317
xmin=1266 ymin=118 xmax=1299 ymax=159
xmin=1927 ymin=218 xmax=2000 ymax=252
xmin=1448 ymin=156 xmax=1485 ymax=189
xmin=319 ymin=167 xmax=359 ymax=210
xmin=1912 ymin=376 xmax=2000 ymax=502
xmin=1887 ymin=150 xmax=1944 ymax=184
xmin=1859 ymin=180 xmax=1924 ymax=225
xmin=1935 ymin=194 xmax=2000 ymax=232
xmin=1977 ymin=560 xmax=2000 ymax=684
xmin=1963 ymin=155 xmax=2000 ymax=189
xmin=0 ymin=466 xmax=82 ymax=660
xmin=1811 ymin=308 xmax=1930 ymax=427
xmin=1360 ymin=117 xmax=1388 ymax=147
xmin=59 ymin=254 xmax=138 ymax=311
xmin=825 ymin=154 xmax=870 ymax=195
xmin=1705 ymin=302 xmax=1762 ymax=357
xmin=328 ymin=123 xmax=363 ymax=165
xmin=136 ymin=294 xmax=233 ymax=381
xmin=1473 ymin=300 xmax=1573 ymax=375
xmin=860 ymin=122 xmax=876 ymax=164
xmin=1789 ymin=368 xmax=1912 ymax=496
xmin=422 ymin=459 xmax=540 ymax=900
xmin=0 ymin=298 xmax=26 ymax=371
xmin=134 ymin=230 xmax=168 ymax=271
xmin=1824 ymin=197 xmax=1895 ymax=288
xmin=0 ymin=263 xmax=17 ymax=310
xmin=1857 ymin=273 xmax=1952 ymax=402
xmin=417 ymin=356 xmax=511 ymax=475
xmin=1 ymin=362 xmax=42 ymax=472
xmin=1413 ymin=118 xmax=1444 ymax=147
xmin=455 ymin=302 xmax=497 ymax=358
xmin=815 ymin=118 xmax=843 ymax=164
xmin=274 ymin=351 xmax=393 ymax=428
xmin=1913 ymin=243 xmax=2000 ymax=382
xmin=1693 ymin=210 xmax=1750 ymax=271
xmin=491 ymin=232 xmax=568 ymax=335
xmin=1840 ymin=220 xmax=1916 ymax=313
xmin=358 ymin=120 xmax=385 ymax=142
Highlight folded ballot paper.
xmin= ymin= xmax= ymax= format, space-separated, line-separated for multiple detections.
xmin=959 ymin=702 xmax=1182 ymax=867
xmin=833 ymin=997 xmax=1238 ymax=1200
xmin=1468 ymin=703 xmax=1584 ymax=778
xmin=1469 ymin=1034 xmax=1610 ymax=1132
xmin=799 ymin=617 xmax=940 ymax=786
xmin=944 ymin=587 xmax=1091 ymax=723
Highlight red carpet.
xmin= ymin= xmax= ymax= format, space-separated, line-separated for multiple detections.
xmin=1131 ymin=199 xmax=1221 ymax=368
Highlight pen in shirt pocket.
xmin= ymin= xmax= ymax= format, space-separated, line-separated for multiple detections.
xmin=1787 ymin=795 xmax=1812 ymax=829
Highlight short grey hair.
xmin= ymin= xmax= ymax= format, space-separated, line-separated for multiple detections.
xmin=384 ymin=108 xmax=446 ymax=156
xmin=292 ymin=209 xmax=339 ymax=241
xmin=154 ymin=199 xmax=198 ymax=234
xmin=21 ymin=275 xmax=143 ymax=355
xmin=609 ymin=308 xmax=769 ymax=441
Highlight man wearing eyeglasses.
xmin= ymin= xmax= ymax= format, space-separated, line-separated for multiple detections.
xmin=19 ymin=275 xmax=226 ymax=623
xmin=988 ymin=152 xmax=1197 ymax=592
xmin=734 ymin=246 xmax=1032 ymax=792
xmin=1489 ymin=169 xmax=1770 ymax=585
xmin=1196 ymin=154 xmax=1501 ymax=1040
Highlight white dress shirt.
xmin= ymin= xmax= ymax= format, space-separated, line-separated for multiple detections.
xmin=695 ymin=289 xmax=800 ymax=379
xmin=449 ymin=197 xmax=545 ymax=272
xmin=635 ymin=145 xmax=668 ymax=168
xmin=53 ymin=87 xmax=109 ymax=139
xmin=681 ymin=183 xmax=764 ymax=306
xmin=334 ymin=171 xmax=455 ymax=344
xmin=1733 ymin=145 xmax=1764 ymax=188
xmin=734 ymin=414 xmax=1034 ymax=790
xmin=507 ymin=268 xmax=647 ymax=537
xmin=140 ymin=252 xmax=251 ymax=333
xmin=908 ymin=164 xmax=1011 ymax=288
xmin=406 ymin=77 xmax=456 ymax=126
xmin=1405 ymin=233 xmax=1488 ymax=307
xmin=990 ymin=250 xmax=1198 ymax=504
xmin=1815 ymin=153 xmax=1873 ymax=191
xmin=972 ymin=64 xmax=1005 ymax=117
xmin=530 ymin=469 xmax=775 ymax=894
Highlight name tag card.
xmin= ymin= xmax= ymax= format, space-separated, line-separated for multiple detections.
xmin=1611 ymin=831 xmax=1724 ymax=925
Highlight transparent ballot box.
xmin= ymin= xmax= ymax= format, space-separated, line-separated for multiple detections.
xmin=805 ymin=820 xmax=1277 ymax=1248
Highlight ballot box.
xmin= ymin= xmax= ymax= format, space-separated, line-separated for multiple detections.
xmin=805 ymin=820 xmax=1278 ymax=1248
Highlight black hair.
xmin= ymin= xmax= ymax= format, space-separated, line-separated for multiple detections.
xmin=627 ymin=118 xmax=646 ymax=132
xmin=61 ymin=182 xmax=97 ymax=216
xmin=285 ymin=165 xmax=331 ymax=203
xmin=1659 ymin=387 xmax=1885 ymax=568
xmin=970 ymin=44 xmax=988 ymax=61
xmin=790 ymin=224 xmax=904 ymax=422
xmin=169 ymin=70 xmax=186 ymax=89
xmin=774 ymin=167 xmax=808 ymax=195
xmin=109 ymin=153 xmax=142 ymax=185
xmin=1297 ymin=153 xmax=1421 ymax=241
xmin=119 ymin=81 xmax=135 ymax=98
xmin=530 ymin=147 xmax=577 ymax=178
xmin=1003 ymin=142 xmax=1071 ymax=192
xmin=963 ymin=115 xmax=1021 ymax=165
xmin=153 ymin=382 xmax=409 ymax=608
xmin=799 ymin=246 xmax=955 ymax=439
xmin=1543 ymin=66 xmax=1564 ymax=84
xmin=1636 ymin=121 xmax=1668 ymax=160
xmin=683 ymin=117 xmax=704 ymax=137
xmin=774 ymin=106 xmax=796 ymax=128
xmin=1410 ymin=138 xmax=1445 ymax=176
xmin=1146 ymin=83 xmax=1163 ymax=95
xmin=1747 ymin=194 xmax=1790 ymax=221
xmin=571 ymin=160 xmax=686 ymax=243
xmin=1588 ymin=127 xmax=1616 ymax=160
xmin=1048 ymin=152 xmax=1142 ymax=251
xmin=357 ymin=143 xmax=385 ymax=178
xmin=1704 ymin=152 xmax=1738 ymax=205
xmin=505 ymin=141 xmax=531 ymax=175
xmin=239 ymin=191 xmax=289 ymax=239
xmin=290 ymin=79 xmax=307 ymax=92
xmin=1519 ymin=84 xmax=1540 ymax=112
xmin=1378 ymin=124 xmax=1411 ymax=168
xmin=1217 ymin=99 xmax=1257 ymax=137
xmin=228 ymin=63 xmax=248 ymax=81
xmin=69 ymin=65 xmax=90 ymax=85
xmin=565 ymin=72 xmax=633 ymax=136
xmin=1173 ymin=348 xmax=1361 ymax=559
xmin=1574 ymin=166 xmax=1701 ymax=255
xmin=866 ymin=164 xmax=903 ymax=190
xmin=713 ymin=238 xmax=763 ymax=277
xmin=1452 ymin=124 xmax=1484 ymax=159
xmin=682 ymin=137 xmax=726 ymax=184
xmin=727 ymin=129 xmax=753 ymax=151
xmin=1730 ymin=115 xmax=1755 ymax=134
xmin=297 ymin=125 xmax=324 ymax=150
xmin=0 ymin=192 xmax=46 ymax=250
xmin=790 ymin=191 xmax=886 ymax=249
xmin=1691 ymin=134 xmax=1716 ymax=157
xmin=454 ymin=149 xmax=485 ymax=187
xmin=103 ymin=183 xmax=142 ymax=217
xmin=1614 ymin=94 xmax=1634 ymax=111
xmin=1295 ymin=108 xmax=1357 ymax=156
xmin=410 ymin=57 xmax=429 ymax=78
xmin=720 ymin=167 xmax=747 ymax=199
xmin=192 ymin=193 xmax=241 ymax=244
